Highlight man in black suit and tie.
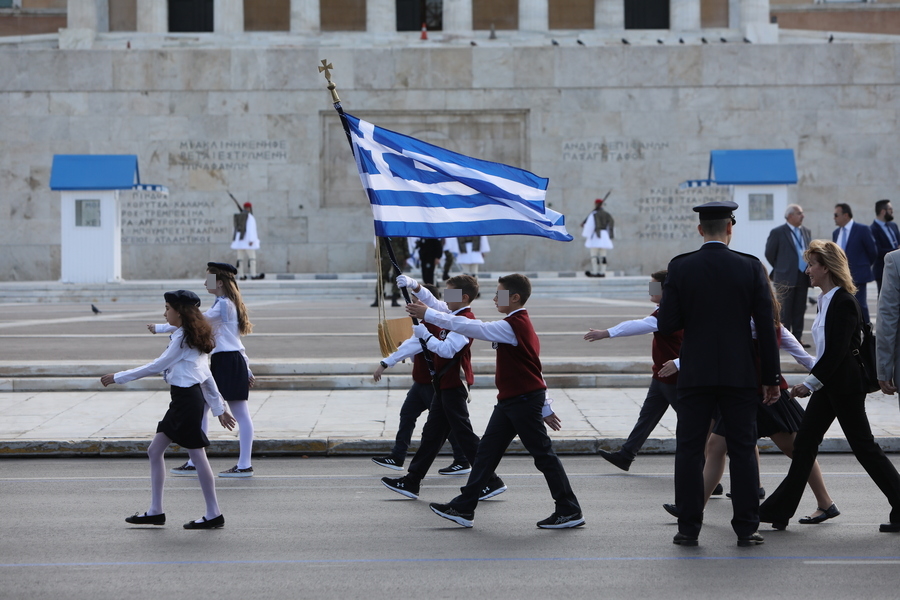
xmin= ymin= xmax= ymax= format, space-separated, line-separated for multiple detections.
xmin=832 ymin=203 xmax=877 ymax=322
xmin=870 ymin=199 xmax=900 ymax=296
xmin=765 ymin=204 xmax=812 ymax=347
xmin=658 ymin=201 xmax=781 ymax=548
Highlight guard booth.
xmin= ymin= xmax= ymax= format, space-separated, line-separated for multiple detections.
xmin=49 ymin=155 xmax=168 ymax=283
xmin=681 ymin=149 xmax=798 ymax=267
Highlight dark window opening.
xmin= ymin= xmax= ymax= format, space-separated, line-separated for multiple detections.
xmin=169 ymin=0 xmax=214 ymax=33
xmin=397 ymin=0 xmax=442 ymax=31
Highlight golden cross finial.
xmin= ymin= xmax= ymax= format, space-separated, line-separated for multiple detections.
xmin=318 ymin=59 xmax=340 ymax=103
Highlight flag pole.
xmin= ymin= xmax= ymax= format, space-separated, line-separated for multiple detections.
xmin=319 ymin=60 xmax=438 ymax=378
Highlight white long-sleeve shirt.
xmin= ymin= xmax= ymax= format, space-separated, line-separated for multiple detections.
xmin=114 ymin=328 xmax=226 ymax=416
xmin=382 ymin=307 xmax=472 ymax=365
xmin=155 ymin=296 xmax=252 ymax=377
xmin=803 ymin=286 xmax=839 ymax=391
xmin=608 ymin=314 xmax=658 ymax=338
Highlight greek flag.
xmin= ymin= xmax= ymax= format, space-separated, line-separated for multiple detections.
xmin=345 ymin=114 xmax=572 ymax=242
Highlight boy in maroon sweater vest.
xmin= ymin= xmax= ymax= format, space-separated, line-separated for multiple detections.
xmin=406 ymin=274 xmax=583 ymax=529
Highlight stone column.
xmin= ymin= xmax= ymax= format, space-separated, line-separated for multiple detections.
xmin=214 ymin=0 xmax=244 ymax=33
xmin=137 ymin=0 xmax=168 ymax=33
xmin=291 ymin=0 xmax=320 ymax=32
xmin=66 ymin=0 xmax=109 ymax=31
xmin=443 ymin=0 xmax=473 ymax=32
xmin=367 ymin=0 xmax=396 ymax=33
xmin=518 ymin=0 xmax=548 ymax=31
xmin=594 ymin=0 xmax=624 ymax=29
xmin=669 ymin=0 xmax=701 ymax=30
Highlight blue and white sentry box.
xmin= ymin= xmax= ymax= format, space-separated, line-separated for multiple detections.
xmin=50 ymin=155 xmax=168 ymax=283
xmin=681 ymin=149 xmax=798 ymax=270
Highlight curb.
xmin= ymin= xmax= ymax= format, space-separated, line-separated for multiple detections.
xmin=3 ymin=437 xmax=899 ymax=458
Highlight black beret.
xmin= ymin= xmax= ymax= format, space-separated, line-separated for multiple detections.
xmin=164 ymin=290 xmax=201 ymax=307
xmin=207 ymin=262 xmax=238 ymax=275
xmin=693 ymin=201 xmax=738 ymax=221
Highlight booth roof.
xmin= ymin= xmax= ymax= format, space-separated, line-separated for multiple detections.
xmin=50 ymin=155 xmax=140 ymax=191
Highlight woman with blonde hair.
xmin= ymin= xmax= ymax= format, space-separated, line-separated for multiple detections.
xmin=153 ymin=262 xmax=257 ymax=478
xmin=760 ymin=240 xmax=900 ymax=532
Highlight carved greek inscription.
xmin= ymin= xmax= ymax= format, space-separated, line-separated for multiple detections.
xmin=173 ymin=140 xmax=288 ymax=171
xmin=562 ymin=140 xmax=669 ymax=162
xmin=121 ymin=191 xmax=229 ymax=245
xmin=636 ymin=186 xmax=733 ymax=240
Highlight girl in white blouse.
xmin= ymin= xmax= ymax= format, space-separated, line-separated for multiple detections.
xmin=102 ymin=290 xmax=235 ymax=529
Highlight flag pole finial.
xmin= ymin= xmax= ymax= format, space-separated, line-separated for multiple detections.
xmin=318 ymin=59 xmax=341 ymax=103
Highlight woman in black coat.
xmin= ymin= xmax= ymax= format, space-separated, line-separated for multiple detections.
xmin=759 ymin=240 xmax=900 ymax=532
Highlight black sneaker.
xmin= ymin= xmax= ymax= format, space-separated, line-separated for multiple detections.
xmin=372 ymin=456 xmax=404 ymax=471
xmin=438 ymin=461 xmax=471 ymax=475
xmin=536 ymin=511 xmax=585 ymax=529
xmin=382 ymin=475 xmax=420 ymax=499
xmin=478 ymin=478 xmax=507 ymax=500
xmin=598 ymin=449 xmax=632 ymax=472
xmin=430 ymin=502 xmax=474 ymax=528
xmin=170 ymin=462 xmax=197 ymax=476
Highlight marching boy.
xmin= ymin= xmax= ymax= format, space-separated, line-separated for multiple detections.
xmin=406 ymin=274 xmax=584 ymax=529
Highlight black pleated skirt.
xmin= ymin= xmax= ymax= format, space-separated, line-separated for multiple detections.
xmin=210 ymin=351 xmax=250 ymax=402
xmin=157 ymin=384 xmax=209 ymax=449
xmin=712 ymin=389 xmax=805 ymax=439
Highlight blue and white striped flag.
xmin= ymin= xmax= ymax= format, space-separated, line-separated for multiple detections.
xmin=345 ymin=114 xmax=572 ymax=242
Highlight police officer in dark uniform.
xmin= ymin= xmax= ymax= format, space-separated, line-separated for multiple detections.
xmin=657 ymin=201 xmax=781 ymax=547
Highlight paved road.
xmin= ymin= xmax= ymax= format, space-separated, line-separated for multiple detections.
xmin=3 ymin=455 xmax=900 ymax=600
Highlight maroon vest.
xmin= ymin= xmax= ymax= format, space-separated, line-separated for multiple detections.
xmin=650 ymin=308 xmax=683 ymax=385
xmin=409 ymin=313 xmax=475 ymax=389
xmin=495 ymin=310 xmax=545 ymax=400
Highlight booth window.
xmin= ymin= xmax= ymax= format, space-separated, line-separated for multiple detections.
xmin=76 ymin=199 xmax=101 ymax=227
xmin=748 ymin=194 xmax=774 ymax=221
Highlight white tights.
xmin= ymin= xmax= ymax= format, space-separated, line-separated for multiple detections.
xmin=147 ymin=432 xmax=221 ymax=520
xmin=186 ymin=400 xmax=255 ymax=470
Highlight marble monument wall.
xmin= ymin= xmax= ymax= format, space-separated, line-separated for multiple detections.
xmin=1 ymin=42 xmax=898 ymax=280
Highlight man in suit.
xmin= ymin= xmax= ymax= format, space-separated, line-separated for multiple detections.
xmin=765 ymin=204 xmax=812 ymax=348
xmin=877 ymin=249 xmax=900 ymax=396
xmin=871 ymin=200 xmax=900 ymax=296
xmin=658 ymin=201 xmax=781 ymax=548
xmin=833 ymin=203 xmax=877 ymax=322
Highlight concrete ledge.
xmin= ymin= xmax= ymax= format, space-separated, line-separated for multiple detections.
xmin=3 ymin=437 xmax=899 ymax=458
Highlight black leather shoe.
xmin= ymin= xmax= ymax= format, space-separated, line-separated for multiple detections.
xmin=598 ymin=449 xmax=632 ymax=472
xmin=391 ymin=299 xmax=401 ymax=307
xmin=125 ymin=512 xmax=165 ymax=525
xmin=663 ymin=503 xmax=680 ymax=518
xmin=673 ymin=532 xmax=698 ymax=546
xmin=183 ymin=514 xmax=225 ymax=529
xmin=726 ymin=487 xmax=765 ymax=499
xmin=799 ymin=503 xmax=840 ymax=525
xmin=711 ymin=483 xmax=723 ymax=496
xmin=737 ymin=532 xmax=765 ymax=546
xmin=879 ymin=522 xmax=900 ymax=532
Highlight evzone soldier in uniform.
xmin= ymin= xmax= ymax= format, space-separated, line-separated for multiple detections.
xmin=231 ymin=202 xmax=264 ymax=281
xmin=372 ymin=237 xmax=410 ymax=308
xmin=585 ymin=270 xmax=684 ymax=472
xmin=380 ymin=274 xmax=507 ymax=501
xmin=581 ymin=197 xmax=615 ymax=277
xmin=371 ymin=282 xmax=473 ymax=475
xmin=415 ymin=237 xmax=445 ymax=286
xmin=455 ymin=236 xmax=489 ymax=277
xmin=657 ymin=201 xmax=781 ymax=547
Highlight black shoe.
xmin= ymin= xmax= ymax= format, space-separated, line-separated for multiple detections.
xmin=726 ymin=487 xmax=765 ymax=499
xmin=251 ymin=273 xmax=265 ymax=280
xmin=391 ymin=299 xmax=401 ymax=307
xmin=125 ymin=512 xmax=165 ymax=526
xmin=372 ymin=456 xmax=404 ymax=471
xmin=597 ymin=273 xmax=606 ymax=277
xmin=799 ymin=503 xmax=840 ymax=525
xmin=430 ymin=502 xmax=474 ymax=528
xmin=537 ymin=511 xmax=585 ymax=529
xmin=712 ymin=483 xmax=723 ymax=495
xmin=737 ymin=532 xmax=765 ymax=546
xmin=598 ymin=449 xmax=632 ymax=472
xmin=382 ymin=475 xmax=420 ymax=499
xmin=663 ymin=503 xmax=679 ymax=518
xmin=438 ymin=461 xmax=471 ymax=475
xmin=584 ymin=271 xmax=595 ymax=277
xmin=240 ymin=276 xmax=248 ymax=281
xmin=879 ymin=522 xmax=900 ymax=532
xmin=673 ymin=532 xmax=698 ymax=546
xmin=801 ymin=342 xmax=811 ymax=349
xmin=370 ymin=300 xmax=379 ymax=307
xmin=183 ymin=514 xmax=224 ymax=529
xmin=478 ymin=478 xmax=507 ymax=500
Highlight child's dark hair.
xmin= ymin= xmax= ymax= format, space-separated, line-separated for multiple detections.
xmin=174 ymin=304 xmax=215 ymax=354
xmin=208 ymin=264 xmax=253 ymax=335
xmin=498 ymin=273 xmax=531 ymax=305
xmin=651 ymin=270 xmax=667 ymax=283
xmin=422 ymin=283 xmax=441 ymax=299
xmin=446 ymin=274 xmax=479 ymax=301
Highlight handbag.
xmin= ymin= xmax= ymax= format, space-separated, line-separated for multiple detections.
xmin=851 ymin=301 xmax=880 ymax=394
